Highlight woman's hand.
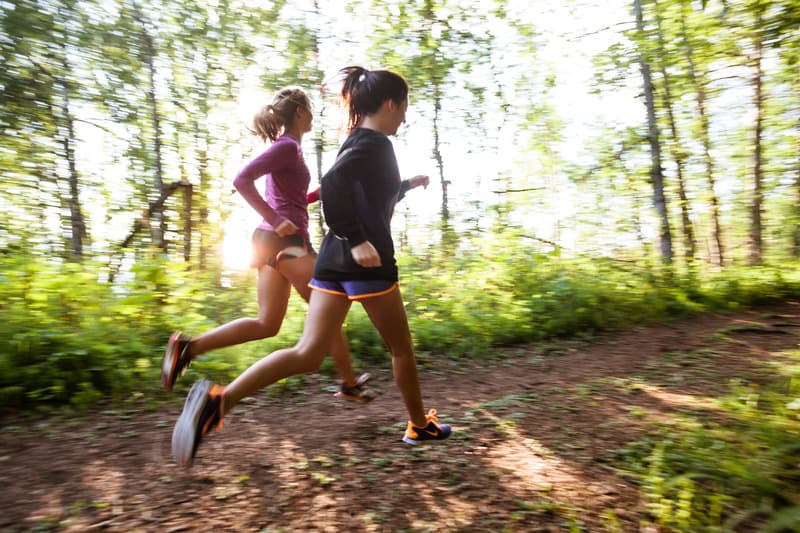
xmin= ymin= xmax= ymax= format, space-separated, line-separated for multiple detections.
xmin=351 ymin=241 xmax=382 ymax=268
xmin=408 ymin=175 xmax=430 ymax=189
xmin=275 ymin=219 xmax=298 ymax=237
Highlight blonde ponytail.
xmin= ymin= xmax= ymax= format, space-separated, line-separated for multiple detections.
xmin=248 ymin=87 xmax=311 ymax=142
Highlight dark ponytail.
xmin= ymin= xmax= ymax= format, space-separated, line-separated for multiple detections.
xmin=339 ymin=66 xmax=408 ymax=132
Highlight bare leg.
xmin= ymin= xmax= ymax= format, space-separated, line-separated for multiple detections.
xmin=188 ymin=265 xmax=290 ymax=356
xmin=222 ymin=290 xmax=352 ymax=415
xmin=278 ymin=255 xmax=359 ymax=387
xmin=360 ymin=286 xmax=427 ymax=427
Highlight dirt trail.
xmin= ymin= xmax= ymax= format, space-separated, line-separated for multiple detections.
xmin=2 ymin=302 xmax=799 ymax=532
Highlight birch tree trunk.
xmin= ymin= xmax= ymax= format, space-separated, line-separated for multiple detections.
xmin=634 ymin=0 xmax=673 ymax=264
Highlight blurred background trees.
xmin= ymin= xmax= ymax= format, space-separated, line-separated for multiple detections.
xmin=1 ymin=0 xmax=799 ymax=408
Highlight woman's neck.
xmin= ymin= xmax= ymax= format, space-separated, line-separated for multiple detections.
xmin=359 ymin=115 xmax=390 ymax=136
xmin=283 ymin=126 xmax=303 ymax=142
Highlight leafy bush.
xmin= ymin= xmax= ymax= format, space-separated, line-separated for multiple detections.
xmin=1 ymin=243 xmax=799 ymax=411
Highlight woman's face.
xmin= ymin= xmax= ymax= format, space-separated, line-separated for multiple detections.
xmin=297 ymin=104 xmax=314 ymax=133
xmin=386 ymin=98 xmax=408 ymax=135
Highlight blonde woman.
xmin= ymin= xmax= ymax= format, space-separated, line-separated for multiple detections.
xmin=161 ymin=87 xmax=372 ymax=403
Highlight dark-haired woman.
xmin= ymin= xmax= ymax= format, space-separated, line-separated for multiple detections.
xmin=171 ymin=69 xmax=451 ymax=468
xmin=161 ymin=87 xmax=372 ymax=405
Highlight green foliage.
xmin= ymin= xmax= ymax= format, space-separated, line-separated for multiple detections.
xmin=2 ymin=236 xmax=799 ymax=413
xmin=613 ymin=362 xmax=800 ymax=531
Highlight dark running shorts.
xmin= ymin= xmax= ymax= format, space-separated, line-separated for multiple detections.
xmin=250 ymin=228 xmax=315 ymax=269
xmin=308 ymin=279 xmax=398 ymax=300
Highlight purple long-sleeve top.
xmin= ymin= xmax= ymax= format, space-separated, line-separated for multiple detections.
xmin=233 ymin=134 xmax=310 ymax=238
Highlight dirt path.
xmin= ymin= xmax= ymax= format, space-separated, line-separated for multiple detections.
xmin=2 ymin=302 xmax=799 ymax=532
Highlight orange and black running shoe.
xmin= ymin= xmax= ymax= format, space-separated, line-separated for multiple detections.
xmin=161 ymin=331 xmax=192 ymax=391
xmin=172 ymin=379 xmax=224 ymax=467
xmin=402 ymin=409 xmax=452 ymax=445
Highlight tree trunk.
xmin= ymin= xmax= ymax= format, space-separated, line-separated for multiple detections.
xmin=748 ymin=4 xmax=765 ymax=265
xmin=654 ymin=0 xmax=694 ymax=261
xmin=432 ymin=89 xmax=449 ymax=234
xmin=634 ymin=0 xmax=673 ymax=264
xmin=110 ymin=181 xmax=191 ymax=282
xmin=794 ymin=74 xmax=800 ymax=258
xmin=680 ymin=1 xmax=724 ymax=266
xmin=183 ymin=182 xmax=192 ymax=263
xmin=57 ymin=70 xmax=86 ymax=260
xmin=134 ymin=2 xmax=167 ymax=253
xmin=50 ymin=18 xmax=87 ymax=261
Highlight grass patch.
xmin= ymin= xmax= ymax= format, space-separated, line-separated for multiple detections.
xmin=612 ymin=350 xmax=800 ymax=531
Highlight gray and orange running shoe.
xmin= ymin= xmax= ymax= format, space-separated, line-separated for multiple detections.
xmin=161 ymin=331 xmax=192 ymax=391
xmin=402 ymin=409 xmax=452 ymax=445
xmin=335 ymin=373 xmax=375 ymax=402
xmin=172 ymin=379 xmax=224 ymax=467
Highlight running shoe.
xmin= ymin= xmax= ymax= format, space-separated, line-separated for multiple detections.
xmin=172 ymin=379 xmax=224 ymax=467
xmin=402 ymin=409 xmax=452 ymax=445
xmin=335 ymin=372 xmax=375 ymax=402
xmin=162 ymin=331 xmax=192 ymax=391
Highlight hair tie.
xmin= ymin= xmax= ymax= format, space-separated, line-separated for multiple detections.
xmin=358 ymin=73 xmax=366 ymax=82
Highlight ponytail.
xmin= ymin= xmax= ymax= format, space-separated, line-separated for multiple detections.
xmin=248 ymin=87 xmax=311 ymax=142
xmin=338 ymin=66 xmax=408 ymax=132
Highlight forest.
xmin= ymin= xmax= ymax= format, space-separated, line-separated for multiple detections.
xmin=2 ymin=0 xmax=800 ymax=531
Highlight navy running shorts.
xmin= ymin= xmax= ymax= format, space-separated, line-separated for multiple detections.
xmin=308 ymin=279 xmax=398 ymax=300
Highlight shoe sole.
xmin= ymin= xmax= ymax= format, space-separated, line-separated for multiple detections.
xmin=172 ymin=380 xmax=210 ymax=467
xmin=334 ymin=391 xmax=375 ymax=403
xmin=402 ymin=435 xmax=451 ymax=445
xmin=402 ymin=430 xmax=452 ymax=445
xmin=402 ymin=423 xmax=452 ymax=445
xmin=161 ymin=332 xmax=181 ymax=391
xmin=334 ymin=373 xmax=374 ymax=402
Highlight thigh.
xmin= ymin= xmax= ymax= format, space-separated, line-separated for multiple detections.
xmin=276 ymin=253 xmax=316 ymax=303
xmin=256 ymin=264 xmax=292 ymax=322
xmin=296 ymin=289 xmax=352 ymax=353
xmin=359 ymin=286 xmax=413 ymax=353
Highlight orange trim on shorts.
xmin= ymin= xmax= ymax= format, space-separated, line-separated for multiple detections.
xmin=308 ymin=283 xmax=348 ymax=297
xmin=349 ymin=282 xmax=398 ymax=300
xmin=307 ymin=282 xmax=399 ymax=300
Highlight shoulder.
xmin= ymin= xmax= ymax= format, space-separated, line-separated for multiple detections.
xmin=347 ymin=128 xmax=392 ymax=153
xmin=262 ymin=135 xmax=301 ymax=162
xmin=271 ymin=135 xmax=301 ymax=152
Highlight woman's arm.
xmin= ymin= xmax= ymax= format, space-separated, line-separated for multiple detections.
xmin=320 ymin=147 xmax=370 ymax=246
xmin=397 ymin=174 xmax=429 ymax=202
xmin=232 ymin=141 xmax=293 ymax=228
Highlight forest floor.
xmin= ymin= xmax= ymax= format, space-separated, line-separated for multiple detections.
xmin=2 ymin=301 xmax=799 ymax=533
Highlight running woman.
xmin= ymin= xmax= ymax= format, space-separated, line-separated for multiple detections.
xmin=161 ymin=86 xmax=372 ymax=403
xmin=171 ymin=67 xmax=451 ymax=467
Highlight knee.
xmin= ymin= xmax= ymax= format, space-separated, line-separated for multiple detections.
xmin=255 ymin=320 xmax=281 ymax=339
xmin=291 ymin=343 xmax=327 ymax=374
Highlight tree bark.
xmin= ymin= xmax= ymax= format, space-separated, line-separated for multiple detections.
xmin=794 ymin=73 xmax=800 ymax=257
xmin=634 ymin=0 xmax=673 ymax=264
xmin=654 ymin=0 xmax=695 ymax=261
xmin=680 ymin=0 xmax=724 ymax=265
xmin=748 ymin=4 xmax=765 ymax=265
xmin=58 ymin=65 xmax=86 ymax=260
xmin=133 ymin=2 xmax=167 ymax=253
xmin=110 ymin=181 xmax=191 ymax=282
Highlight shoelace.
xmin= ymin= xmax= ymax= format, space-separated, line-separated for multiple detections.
xmin=425 ymin=409 xmax=439 ymax=425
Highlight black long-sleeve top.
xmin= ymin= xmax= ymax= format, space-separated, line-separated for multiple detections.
xmin=314 ymin=127 xmax=412 ymax=282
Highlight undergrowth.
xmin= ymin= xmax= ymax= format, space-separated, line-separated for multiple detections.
xmin=1 ymin=239 xmax=799 ymax=413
